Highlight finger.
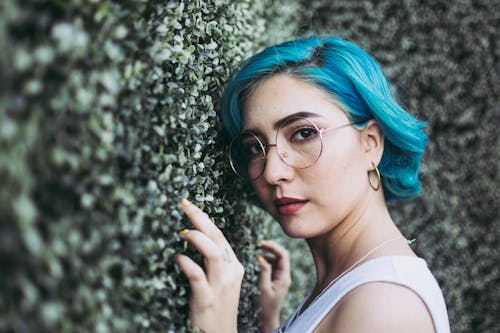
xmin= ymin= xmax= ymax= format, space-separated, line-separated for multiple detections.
xmin=179 ymin=229 xmax=226 ymax=276
xmin=263 ymin=253 xmax=277 ymax=263
xmin=175 ymin=254 xmax=210 ymax=295
xmin=179 ymin=199 xmax=225 ymax=242
xmin=262 ymin=254 xmax=287 ymax=284
xmin=260 ymin=240 xmax=290 ymax=272
xmin=260 ymin=240 xmax=288 ymax=256
xmin=257 ymin=255 xmax=273 ymax=292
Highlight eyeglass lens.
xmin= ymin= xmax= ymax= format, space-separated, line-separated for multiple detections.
xmin=229 ymin=117 xmax=323 ymax=180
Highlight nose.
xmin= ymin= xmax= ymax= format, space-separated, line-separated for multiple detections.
xmin=261 ymin=144 xmax=294 ymax=184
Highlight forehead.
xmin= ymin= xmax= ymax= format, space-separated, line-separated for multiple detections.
xmin=242 ymin=74 xmax=347 ymax=132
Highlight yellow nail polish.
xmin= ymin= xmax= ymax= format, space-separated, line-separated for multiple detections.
xmin=178 ymin=199 xmax=191 ymax=207
xmin=179 ymin=229 xmax=190 ymax=236
xmin=257 ymin=255 xmax=265 ymax=264
xmin=255 ymin=240 xmax=262 ymax=246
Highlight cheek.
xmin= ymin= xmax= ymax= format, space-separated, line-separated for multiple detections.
xmin=306 ymin=140 xmax=367 ymax=202
xmin=250 ymin=180 xmax=273 ymax=208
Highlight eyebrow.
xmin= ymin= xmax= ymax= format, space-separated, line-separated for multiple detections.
xmin=242 ymin=111 xmax=323 ymax=134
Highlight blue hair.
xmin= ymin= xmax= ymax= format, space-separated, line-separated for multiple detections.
xmin=221 ymin=36 xmax=427 ymax=202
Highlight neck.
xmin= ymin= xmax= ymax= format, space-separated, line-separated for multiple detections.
xmin=305 ymin=192 xmax=409 ymax=298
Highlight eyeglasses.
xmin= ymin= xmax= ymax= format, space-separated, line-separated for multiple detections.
xmin=228 ymin=116 xmax=359 ymax=180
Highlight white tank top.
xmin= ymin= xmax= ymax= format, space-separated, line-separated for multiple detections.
xmin=274 ymin=256 xmax=450 ymax=333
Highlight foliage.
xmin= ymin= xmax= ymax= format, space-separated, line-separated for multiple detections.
xmin=2 ymin=0 xmax=498 ymax=332
xmin=296 ymin=1 xmax=499 ymax=332
xmin=0 ymin=0 xmax=300 ymax=332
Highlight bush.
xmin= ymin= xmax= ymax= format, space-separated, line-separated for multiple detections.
xmin=2 ymin=1 xmax=497 ymax=332
xmin=0 ymin=0 xmax=300 ymax=332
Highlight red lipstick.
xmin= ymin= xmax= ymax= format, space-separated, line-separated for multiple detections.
xmin=274 ymin=197 xmax=308 ymax=215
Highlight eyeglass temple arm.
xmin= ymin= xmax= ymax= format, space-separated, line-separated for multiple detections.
xmin=320 ymin=120 xmax=367 ymax=135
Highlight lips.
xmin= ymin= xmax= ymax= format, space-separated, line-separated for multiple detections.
xmin=273 ymin=197 xmax=309 ymax=215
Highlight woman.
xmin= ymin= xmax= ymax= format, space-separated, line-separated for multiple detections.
xmin=174 ymin=36 xmax=450 ymax=333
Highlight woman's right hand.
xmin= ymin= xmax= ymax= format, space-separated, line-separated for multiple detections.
xmin=256 ymin=240 xmax=291 ymax=333
xmin=175 ymin=199 xmax=245 ymax=333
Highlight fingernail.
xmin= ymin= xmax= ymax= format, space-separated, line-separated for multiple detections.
xmin=178 ymin=199 xmax=191 ymax=207
xmin=257 ymin=255 xmax=265 ymax=264
xmin=178 ymin=229 xmax=190 ymax=236
xmin=255 ymin=240 xmax=262 ymax=247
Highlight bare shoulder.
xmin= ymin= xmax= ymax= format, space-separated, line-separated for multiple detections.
xmin=314 ymin=282 xmax=435 ymax=333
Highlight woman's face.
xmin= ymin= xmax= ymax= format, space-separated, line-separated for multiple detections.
xmin=242 ymin=74 xmax=372 ymax=238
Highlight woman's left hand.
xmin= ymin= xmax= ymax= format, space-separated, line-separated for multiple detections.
xmin=174 ymin=199 xmax=245 ymax=333
xmin=256 ymin=240 xmax=291 ymax=333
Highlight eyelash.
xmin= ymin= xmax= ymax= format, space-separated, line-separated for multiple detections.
xmin=289 ymin=126 xmax=320 ymax=142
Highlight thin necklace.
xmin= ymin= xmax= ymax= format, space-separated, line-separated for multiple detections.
xmin=282 ymin=236 xmax=412 ymax=332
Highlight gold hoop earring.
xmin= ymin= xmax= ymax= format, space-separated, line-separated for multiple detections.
xmin=368 ymin=162 xmax=381 ymax=191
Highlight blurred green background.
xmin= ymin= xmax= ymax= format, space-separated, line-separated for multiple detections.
xmin=0 ymin=1 xmax=498 ymax=332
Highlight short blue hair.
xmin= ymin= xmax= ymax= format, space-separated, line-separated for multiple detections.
xmin=220 ymin=36 xmax=427 ymax=202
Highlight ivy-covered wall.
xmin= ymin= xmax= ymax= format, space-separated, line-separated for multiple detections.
xmin=0 ymin=1 xmax=299 ymax=332
xmin=292 ymin=1 xmax=499 ymax=332
xmin=1 ymin=1 xmax=498 ymax=333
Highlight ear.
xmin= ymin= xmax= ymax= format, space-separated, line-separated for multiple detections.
xmin=362 ymin=120 xmax=385 ymax=169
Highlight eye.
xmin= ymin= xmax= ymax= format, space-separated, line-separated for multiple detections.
xmin=246 ymin=142 xmax=262 ymax=155
xmin=290 ymin=127 xmax=320 ymax=142
xmin=242 ymin=140 xmax=263 ymax=157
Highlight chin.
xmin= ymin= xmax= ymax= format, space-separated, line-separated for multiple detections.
xmin=274 ymin=215 xmax=315 ymax=239
xmin=281 ymin=229 xmax=309 ymax=239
